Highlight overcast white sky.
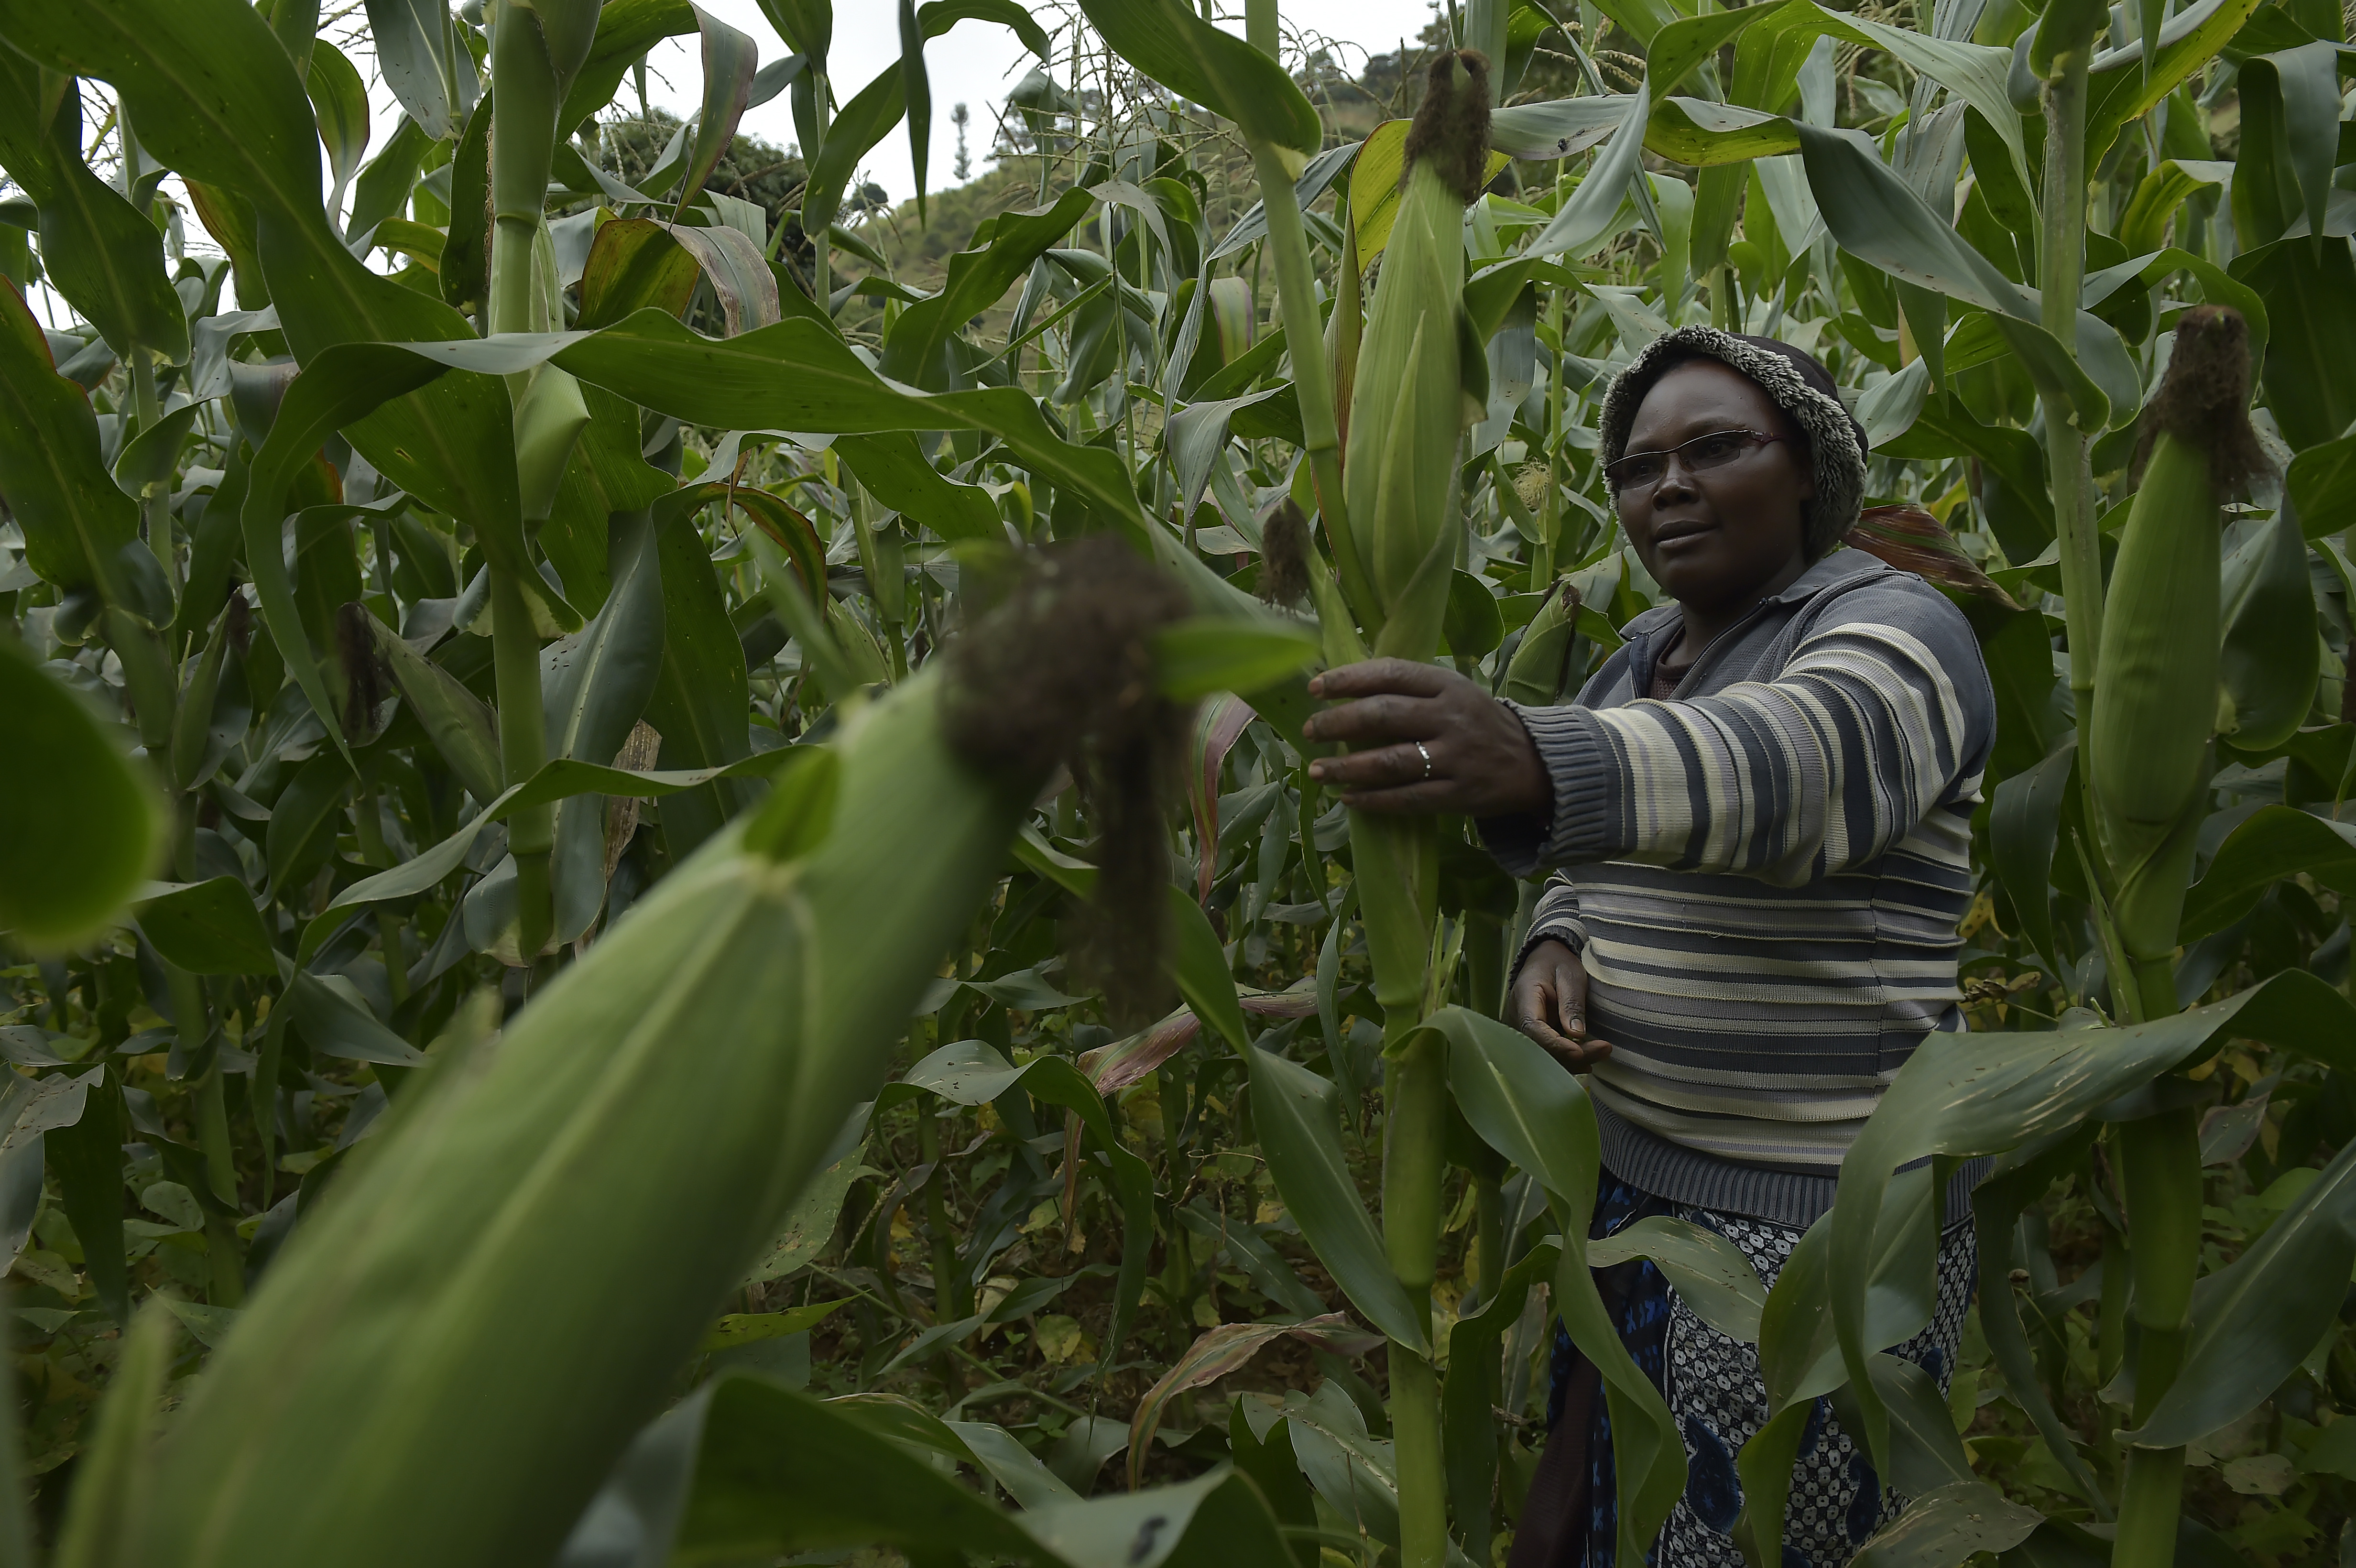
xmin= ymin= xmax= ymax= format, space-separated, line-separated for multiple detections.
xmin=629 ymin=1 xmax=1446 ymax=208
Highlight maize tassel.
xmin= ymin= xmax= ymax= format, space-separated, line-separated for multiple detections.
xmin=2087 ymin=305 xmax=2265 ymax=980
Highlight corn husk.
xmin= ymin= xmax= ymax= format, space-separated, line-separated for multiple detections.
xmin=1342 ymin=51 xmax=1490 ymax=662
xmin=2089 ymin=306 xmax=2264 ymax=961
xmin=126 ymin=671 xmax=1033 ymax=1568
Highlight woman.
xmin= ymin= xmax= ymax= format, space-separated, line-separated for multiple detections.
xmin=1300 ymin=327 xmax=1995 ymax=1567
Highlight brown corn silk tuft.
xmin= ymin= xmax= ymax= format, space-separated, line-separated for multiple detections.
xmin=944 ymin=538 xmax=1189 ymax=1022
xmin=1259 ymin=498 xmax=1314 ymax=607
xmin=1403 ymin=51 xmax=1493 ymax=205
xmin=2138 ymin=305 xmax=2269 ymax=499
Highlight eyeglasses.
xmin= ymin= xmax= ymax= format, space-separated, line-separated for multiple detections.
xmin=1604 ymin=429 xmax=1785 ymax=495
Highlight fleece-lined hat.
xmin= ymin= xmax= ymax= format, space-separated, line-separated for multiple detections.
xmin=1597 ymin=327 xmax=1870 ymax=560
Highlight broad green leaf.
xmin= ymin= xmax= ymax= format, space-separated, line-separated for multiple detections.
xmin=0 ymin=66 xmax=191 ymax=366
xmin=1245 ymin=1047 xmax=1427 ymax=1351
xmin=753 ymin=0 xmax=830 ymax=73
xmin=1073 ymin=0 xmax=1322 ymax=164
xmin=1792 ymin=124 xmax=2124 ymax=429
xmin=835 ymin=432 xmax=1001 ymax=541
xmin=801 ymin=62 xmax=903 ymax=241
xmin=2083 ymin=0 xmax=2269 ymax=163
xmin=642 ymin=493 xmax=753 ymax=854
xmin=674 ymin=4 xmax=758 ymax=221
xmin=305 ymin=38 xmax=371 ymax=212
xmin=2289 ymin=431 xmax=2356 ymax=541
xmin=1152 ymin=618 xmax=1320 ymax=704
xmin=1987 ymin=741 xmax=2074 ymax=970
xmin=1442 ymin=1237 xmax=1560 ymax=1546
xmin=0 ymin=637 xmax=158 ymax=948
xmin=1588 ymin=1215 xmax=1766 ymax=1342
xmin=902 ymin=1039 xmax=1156 ymax=1355
xmin=364 ymin=613 xmax=506 ymax=806
xmin=545 ymin=511 xmax=667 ymax=944
xmin=0 ymin=279 xmax=144 ymax=600
xmin=562 ymin=0 xmax=697 ymax=136
xmin=1432 ymin=1005 xmax=1684 ymax=1560
xmin=1828 ymin=969 xmax=2356 ymax=1477
xmin=365 ymin=0 xmax=474 ymax=139
xmin=2117 ymin=159 xmax=2231 ymax=253
xmin=282 ymin=969 xmax=424 ymax=1066
xmin=1527 ymin=88 xmax=1651 ymax=260
xmin=1849 ymin=1480 xmax=2044 ymax=1568
xmin=1643 ymin=97 xmax=1800 ymax=164
xmin=880 ymin=184 xmax=1093 ymax=390
xmin=576 ymin=217 xmax=705 ymax=328
xmin=2181 ymin=806 xmax=2356 ymax=941
xmin=2235 ymin=236 xmax=2356 ymax=453
xmin=134 ymin=878 xmax=275 ymax=975
xmin=2218 ymin=502 xmax=2318 ymax=753
xmin=2129 ymin=1134 xmax=2356 ymax=1449
xmin=1166 ymin=886 xmax=1249 ymax=1052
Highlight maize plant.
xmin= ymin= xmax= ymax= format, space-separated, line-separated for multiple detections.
xmin=2 ymin=0 xmax=2356 ymax=1563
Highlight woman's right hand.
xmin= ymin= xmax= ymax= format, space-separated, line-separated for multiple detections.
xmin=1512 ymin=938 xmax=1611 ymax=1071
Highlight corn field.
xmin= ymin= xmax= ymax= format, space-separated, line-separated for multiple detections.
xmin=0 ymin=0 xmax=2353 ymax=1561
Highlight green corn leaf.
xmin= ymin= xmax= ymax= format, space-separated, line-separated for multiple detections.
xmin=1430 ymin=1005 xmax=1685 ymax=1560
xmin=0 ymin=637 xmax=158 ymax=949
xmin=306 ymin=38 xmax=371 ymax=213
xmin=674 ymin=3 xmax=758 ymax=222
xmin=1828 ymin=970 xmax=2356 ymax=1480
xmin=1846 ymin=1480 xmax=2044 ymax=1568
xmin=1987 ymin=742 xmax=2076 ymax=972
xmin=1151 ymin=619 xmax=1321 ymax=705
xmin=2082 ymin=0 xmax=2269 ymax=164
xmin=1245 ymin=1047 xmax=1427 ymax=1351
xmin=2235 ymin=237 xmax=2356 ymax=453
xmin=1073 ymin=0 xmax=1322 ymax=165
xmin=2179 ymin=806 xmax=2356 ymax=942
xmin=365 ymin=0 xmax=472 ymax=139
xmin=903 ymin=1038 xmax=1157 ymax=1357
xmin=1791 ymin=124 xmax=2131 ymax=429
xmin=364 ymin=614 xmax=507 ymax=807
xmin=1588 ymin=1216 xmax=1767 ymax=1343
xmin=543 ymin=511 xmax=667 ymax=945
xmin=1442 ymin=1236 xmax=1561 ymax=1546
xmin=643 ymin=493 xmax=754 ymax=853
xmin=624 ymin=1374 xmax=1295 ymax=1566
xmin=2217 ymin=501 xmax=2319 ymax=754
xmin=880 ymin=184 xmax=1092 ymax=389
xmin=0 ymin=65 xmax=191 ymax=367
xmin=2128 ymin=1134 xmax=2356 ymax=1450
xmin=133 ymin=878 xmax=275 ymax=976
xmin=0 ymin=279 xmax=146 ymax=601
xmin=801 ymin=62 xmax=904 ymax=242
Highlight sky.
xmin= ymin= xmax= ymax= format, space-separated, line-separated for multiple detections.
xmin=629 ymin=1 xmax=1447 ymax=209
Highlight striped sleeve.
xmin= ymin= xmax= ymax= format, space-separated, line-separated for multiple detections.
xmin=1507 ymin=579 xmax=1995 ymax=886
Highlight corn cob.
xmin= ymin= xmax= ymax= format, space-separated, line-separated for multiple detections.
xmin=1343 ymin=50 xmax=1491 ymax=661
xmin=112 ymin=546 xmax=1184 ymax=1568
xmin=2087 ymin=305 xmax=2265 ymax=973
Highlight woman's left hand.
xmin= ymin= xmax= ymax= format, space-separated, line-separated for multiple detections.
xmin=1300 ymin=659 xmax=1550 ymax=818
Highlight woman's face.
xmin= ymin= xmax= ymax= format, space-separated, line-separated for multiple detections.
xmin=1615 ymin=358 xmax=1815 ymax=617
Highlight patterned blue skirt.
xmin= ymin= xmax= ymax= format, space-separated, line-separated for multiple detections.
xmin=1545 ymin=1173 xmax=1975 ymax=1568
